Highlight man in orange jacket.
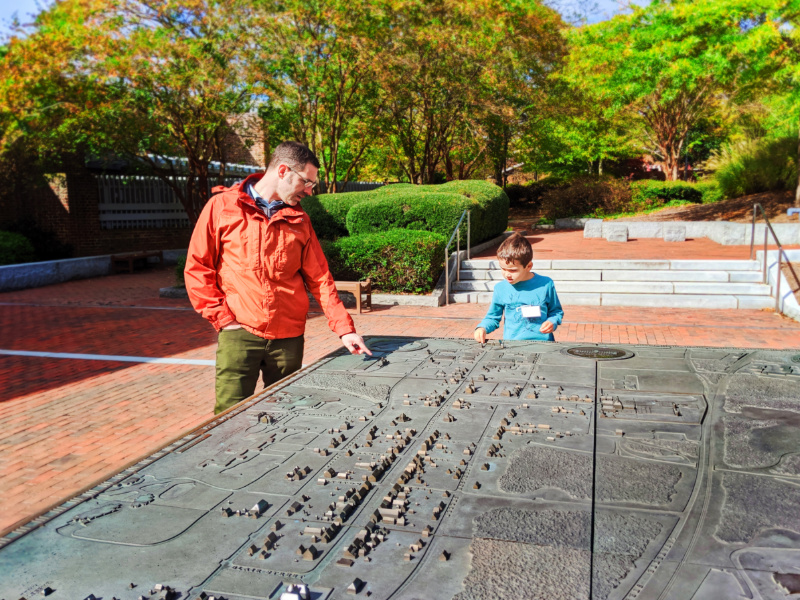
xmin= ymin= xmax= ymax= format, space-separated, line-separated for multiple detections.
xmin=185 ymin=141 xmax=371 ymax=414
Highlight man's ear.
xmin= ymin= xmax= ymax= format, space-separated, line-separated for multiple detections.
xmin=526 ymin=260 xmax=534 ymax=272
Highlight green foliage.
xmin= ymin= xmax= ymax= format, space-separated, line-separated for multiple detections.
xmin=344 ymin=181 xmax=508 ymax=245
xmin=695 ymin=180 xmax=725 ymax=204
xmin=323 ymin=229 xmax=446 ymax=294
xmin=0 ymin=231 xmax=36 ymax=266
xmin=504 ymin=177 xmax=570 ymax=209
xmin=540 ymin=175 xmax=632 ymax=220
xmin=504 ymin=184 xmax=539 ymax=208
xmin=302 ymin=191 xmax=376 ymax=240
xmin=370 ymin=0 xmax=565 ymax=185
xmin=1 ymin=0 xmax=258 ymax=223
xmin=346 ymin=191 xmax=466 ymax=238
xmin=376 ymin=183 xmax=416 ymax=195
xmin=175 ymin=255 xmax=186 ymax=287
xmin=564 ymin=0 xmax=788 ymax=181
xmin=630 ymin=180 xmax=704 ymax=206
xmin=259 ymin=0 xmax=383 ymax=192
xmin=438 ymin=180 xmax=510 ymax=244
xmin=706 ymin=137 xmax=798 ymax=198
xmin=4 ymin=218 xmax=72 ymax=261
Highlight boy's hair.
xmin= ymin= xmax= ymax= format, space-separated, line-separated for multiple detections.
xmin=497 ymin=233 xmax=532 ymax=265
xmin=268 ymin=141 xmax=320 ymax=171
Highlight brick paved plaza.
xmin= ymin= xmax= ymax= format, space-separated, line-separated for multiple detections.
xmin=2 ymin=260 xmax=800 ymax=534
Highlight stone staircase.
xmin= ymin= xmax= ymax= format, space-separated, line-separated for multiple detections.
xmin=451 ymin=258 xmax=774 ymax=309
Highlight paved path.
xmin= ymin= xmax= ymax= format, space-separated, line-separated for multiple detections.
xmin=2 ymin=267 xmax=800 ymax=534
xmin=473 ymin=229 xmax=797 ymax=260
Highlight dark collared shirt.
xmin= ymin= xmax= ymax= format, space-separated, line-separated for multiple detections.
xmin=247 ymin=184 xmax=287 ymax=220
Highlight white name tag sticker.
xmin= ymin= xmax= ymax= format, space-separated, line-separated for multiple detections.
xmin=521 ymin=305 xmax=542 ymax=318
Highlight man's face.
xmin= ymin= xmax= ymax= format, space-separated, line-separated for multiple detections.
xmin=499 ymin=257 xmax=533 ymax=285
xmin=277 ymin=163 xmax=319 ymax=206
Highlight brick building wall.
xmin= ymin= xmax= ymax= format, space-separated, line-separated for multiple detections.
xmin=4 ymin=166 xmax=192 ymax=258
xmin=2 ymin=113 xmax=269 ymax=259
xmin=222 ymin=112 xmax=267 ymax=168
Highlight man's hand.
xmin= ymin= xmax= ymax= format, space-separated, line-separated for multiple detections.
xmin=539 ymin=320 xmax=554 ymax=334
xmin=222 ymin=320 xmax=243 ymax=330
xmin=474 ymin=328 xmax=487 ymax=344
xmin=341 ymin=333 xmax=372 ymax=356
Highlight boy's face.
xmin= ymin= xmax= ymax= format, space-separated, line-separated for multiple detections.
xmin=498 ymin=258 xmax=533 ymax=285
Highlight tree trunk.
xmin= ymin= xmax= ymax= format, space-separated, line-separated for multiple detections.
xmin=661 ymin=148 xmax=680 ymax=182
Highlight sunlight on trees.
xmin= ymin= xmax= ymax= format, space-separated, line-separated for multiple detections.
xmin=1 ymin=0 xmax=799 ymax=218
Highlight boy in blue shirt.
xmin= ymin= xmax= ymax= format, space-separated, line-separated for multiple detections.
xmin=474 ymin=233 xmax=564 ymax=343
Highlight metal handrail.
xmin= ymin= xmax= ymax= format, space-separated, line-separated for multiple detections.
xmin=444 ymin=210 xmax=471 ymax=306
xmin=750 ymin=203 xmax=800 ymax=312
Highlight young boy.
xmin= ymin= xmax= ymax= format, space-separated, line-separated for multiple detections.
xmin=474 ymin=233 xmax=563 ymax=343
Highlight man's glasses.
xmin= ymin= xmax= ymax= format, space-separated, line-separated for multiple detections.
xmin=287 ymin=166 xmax=318 ymax=189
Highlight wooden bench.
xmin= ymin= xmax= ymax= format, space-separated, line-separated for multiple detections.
xmin=335 ymin=279 xmax=372 ymax=313
xmin=111 ymin=250 xmax=164 ymax=274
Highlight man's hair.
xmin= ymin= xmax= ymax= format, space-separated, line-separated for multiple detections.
xmin=497 ymin=232 xmax=533 ymax=265
xmin=268 ymin=141 xmax=320 ymax=171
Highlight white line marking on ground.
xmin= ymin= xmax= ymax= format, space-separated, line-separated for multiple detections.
xmin=0 ymin=349 xmax=215 ymax=366
xmin=0 ymin=302 xmax=195 ymax=311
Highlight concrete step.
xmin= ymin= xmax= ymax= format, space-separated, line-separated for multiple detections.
xmin=461 ymin=259 xmax=762 ymax=272
xmin=459 ymin=269 xmax=766 ymax=283
xmin=451 ymin=279 xmax=771 ymax=296
xmin=448 ymin=292 xmax=775 ymax=309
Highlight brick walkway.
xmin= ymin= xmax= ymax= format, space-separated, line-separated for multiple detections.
xmin=473 ymin=229 xmax=797 ymax=260
xmin=2 ymin=267 xmax=800 ymax=534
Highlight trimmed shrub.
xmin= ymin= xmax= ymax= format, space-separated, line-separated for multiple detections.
xmin=0 ymin=231 xmax=36 ymax=266
xmin=346 ymin=191 xmax=468 ymax=239
xmin=706 ymin=136 xmax=797 ymax=198
xmin=438 ymin=180 xmax=509 ymax=243
xmin=345 ymin=180 xmax=508 ymax=245
xmin=175 ymin=255 xmax=186 ymax=287
xmin=301 ymin=191 xmax=376 ymax=240
xmin=630 ymin=180 xmax=704 ymax=206
xmin=377 ymin=183 xmax=416 ymax=195
xmin=323 ymin=229 xmax=446 ymax=294
xmin=540 ymin=175 xmax=632 ymax=220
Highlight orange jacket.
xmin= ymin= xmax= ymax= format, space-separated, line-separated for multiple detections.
xmin=185 ymin=174 xmax=355 ymax=340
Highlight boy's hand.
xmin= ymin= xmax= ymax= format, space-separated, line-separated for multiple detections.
xmin=474 ymin=328 xmax=487 ymax=344
xmin=539 ymin=320 xmax=554 ymax=334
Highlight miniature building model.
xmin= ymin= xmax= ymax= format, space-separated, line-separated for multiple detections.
xmin=1 ymin=339 xmax=798 ymax=600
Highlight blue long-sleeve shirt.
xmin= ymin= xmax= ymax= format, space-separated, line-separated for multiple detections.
xmin=477 ymin=274 xmax=564 ymax=341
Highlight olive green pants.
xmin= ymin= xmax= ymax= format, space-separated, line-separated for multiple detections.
xmin=215 ymin=328 xmax=304 ymax=414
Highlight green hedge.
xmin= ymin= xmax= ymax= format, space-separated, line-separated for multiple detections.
xmin=303 ymin=180 xmax=508 ymax=246
xmin=175 ymin=255 xmax=186 ymax=286
xmin=346 ymin=191 xmax=468 ymax=239
xmin=438 ymin=180 xmax=510 ymax=243
xmin=323 ymin=229 xmax=446 ymax=294
xmin=630 ymin=180 xmax=704 ymax=206
xmin=0 ymin=231 xmax=36 ymax=266
xmin=345 ymin=180 xmax=508 ymax=245
xmin=301 ymin=192 xmax=374 ymax=240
